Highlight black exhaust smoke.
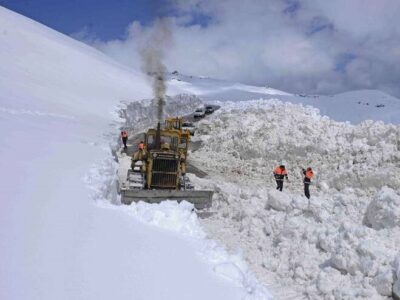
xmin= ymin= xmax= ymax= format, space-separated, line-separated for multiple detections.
xmin=138 ymin=19 xmax=172 ymax=124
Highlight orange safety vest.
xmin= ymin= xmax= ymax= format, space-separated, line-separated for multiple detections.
xmin=121 ymin=131 xmax=128 ymax=138
xmin=305 ymin=170 xmax=314 ymax=179
xmin=273 ymin=167 xmax=288 ymax=175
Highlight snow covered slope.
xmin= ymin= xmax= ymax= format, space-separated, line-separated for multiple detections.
xmin=168 ymin=72 xmax=400 ymax=124
xmin=0 ymin=8 xmax=153 ymax=117
xmin=0 ymin=6 xmax=270 ymax=300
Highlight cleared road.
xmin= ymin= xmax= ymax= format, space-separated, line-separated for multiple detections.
xmin=118 ymin=105 xmax=220 ymax=178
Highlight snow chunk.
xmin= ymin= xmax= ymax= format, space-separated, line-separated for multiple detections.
xmin=394 ymin=255 xmax=400 ymax=300
xmin=266 ymin=189 xmax=292 ymax=211
xmin=316 ymin=267 xmax=343 ymax=295
xmin=372 ymin=268 xmax=394 ymax=296
xmin=131 ymin=200 xmax=206 ymax=237
xmin=365 ymin=187 xmax=400 ymax=230
xmin=394 ymin=281 xmax=400 ymax=300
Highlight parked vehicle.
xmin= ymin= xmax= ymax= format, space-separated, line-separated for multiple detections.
xmin=194 ymin=107 xmax=206 ymax=118
xmin=205 ymin=105 xmax=214 ymax=114
xmin=182 ymin=122 xmax=196 ymax=135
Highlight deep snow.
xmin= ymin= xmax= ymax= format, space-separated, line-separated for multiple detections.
xmin=0 ymin=6 xmax=271 ymax=300
xmin=188 ymin=99 xmax=400 ymax=299
xmin=2 ymin=4 xmax=400 ymax=300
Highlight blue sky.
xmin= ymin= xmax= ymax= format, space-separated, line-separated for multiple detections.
xmin=1 ymin=0 xmax=399 ymax=98
xmin=0 ymin=0 xmax=167 ymax=40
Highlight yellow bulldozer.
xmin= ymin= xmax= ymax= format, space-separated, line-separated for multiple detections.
xmin=120 ymin=120 xmax=213 ymax=209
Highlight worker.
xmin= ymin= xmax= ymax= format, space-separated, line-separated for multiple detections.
xmin=131 ymin=145 xmax=147 ymax=170
xmin=302 ymin=167 xmax=314 ymax=199
xmin=273 ymin=165 xmax=288 ymax=191
xmin=138 ymin=141 xmax=145 ymax=150
xmin=121 ymin=130 xmax=128 ymax=149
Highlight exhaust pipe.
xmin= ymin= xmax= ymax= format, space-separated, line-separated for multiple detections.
xmin=155 ymin=122 xmax=161 ymax=150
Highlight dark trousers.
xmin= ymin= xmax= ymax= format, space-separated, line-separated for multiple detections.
xmin=122 ymin=137 xmax=128 ymax=148
xmin=276 ymin=180 xmax=283 ymax=191
xmin=304 ymin=183 xmax=310 ymax=199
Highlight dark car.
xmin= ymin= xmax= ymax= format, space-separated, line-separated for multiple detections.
xmin=205 ymin=105 xmax=214 ymax=114
xmin=194 ymin=107 xmax=205 ymax=118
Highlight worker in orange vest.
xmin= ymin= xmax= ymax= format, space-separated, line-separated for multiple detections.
xmin=302 ymin=167 xmax=314 ymax=199
xmin=273 ymin=165 xmax=288 ymax=191
xmin=121 ymin=130 xmax=128 ymax=149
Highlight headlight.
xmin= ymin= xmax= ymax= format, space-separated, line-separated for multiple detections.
xmin=153 ymin=153 xmax=158 ymax=158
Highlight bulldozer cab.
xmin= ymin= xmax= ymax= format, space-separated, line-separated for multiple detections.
xmin=146 ymin=128 xmax=179 ymax=151
xmin=164 ymin=117 xmax=190 ymax=160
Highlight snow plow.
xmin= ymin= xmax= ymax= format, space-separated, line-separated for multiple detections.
xmin=119 ymin=121 xmax=213 ymax=209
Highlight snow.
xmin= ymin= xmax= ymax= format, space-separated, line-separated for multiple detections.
xmin=365 ymin=187 xmax=400 ymax=230
xmin=169 ymin=73 xmax=400 ymax=124
xmin=2 ymin=4 xmax=400 ymax=300
xmin=394 ymin=256 xmax=400 ymax=299
xmin=266 ymin=189 xmax=292 ymax=212
xmin=189 ymin=99 xmax=400 ymax=298
xmin=0 ymin=6 xmax=270 ymax=300
xmin=97 ymin=200 xmax=270 ymax=299
xmin=169 ymin=73 xmax=291 ymax=101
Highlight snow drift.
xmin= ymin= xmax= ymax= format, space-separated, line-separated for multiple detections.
xmin=190 ymin=99 xmax=400 ymax=299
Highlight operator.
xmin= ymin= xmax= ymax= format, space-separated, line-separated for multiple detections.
xmin=131 ymin=142 xmax=147 ymax=169
xmin=138 ymin=141 xmax=144 ymax=150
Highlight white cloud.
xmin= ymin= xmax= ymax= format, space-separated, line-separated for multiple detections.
xmin=78 ymin=0 xmax=400 ymax=97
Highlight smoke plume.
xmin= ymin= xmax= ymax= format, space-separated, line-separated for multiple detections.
xmin=139 ymin=19 xmax=172 ymax=123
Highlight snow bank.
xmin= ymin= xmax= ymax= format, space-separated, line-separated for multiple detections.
xmin=117 ymin=200 xmax=271 ymax=299
xmin=121 ymin=93 xmax=203 ymax=133
xmin=193 ymin=99 xmax=400 ymax=193
xmin=365 ymin=187 xmax=400 ymax=230
xmin=190 ymin=99 xmax=400 ymax=298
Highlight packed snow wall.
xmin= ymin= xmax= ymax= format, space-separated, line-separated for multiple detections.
xmin=188 ymin=99 xmax=400 ymax=299
xmin=119 ymin=94 xmax=203 ymax=134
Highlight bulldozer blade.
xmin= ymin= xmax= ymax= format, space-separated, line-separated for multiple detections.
xmin=121 ymin=189 xmax=213 ymax=210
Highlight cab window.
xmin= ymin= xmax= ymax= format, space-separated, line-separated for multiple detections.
xmin=179 ymin=137 xmax=188 ymax=149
